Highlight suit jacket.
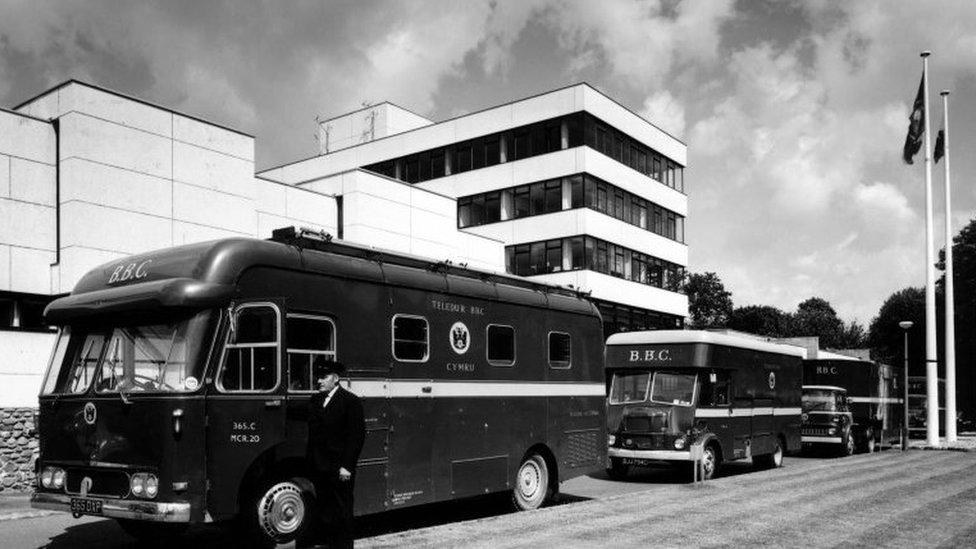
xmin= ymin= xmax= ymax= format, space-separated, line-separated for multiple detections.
xmin=306 ymin=386 xmax=366 ymax=475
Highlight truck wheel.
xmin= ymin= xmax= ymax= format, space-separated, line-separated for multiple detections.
xmin=512 ymin=452 xmax=551 ymax=510
xmin=700 ymin=444 xmax=719 ymax=479
xmin=116 ymin=519 xmax=188 ymax=544
xmin=841 ymin=429 xmax=856 ymax=457
xmin=755 ymin=439 xmax=783 ymax=469
xmin=606 ymin=457 xmax=629 ymax=480
xmin=247 ymin=478 xmax=311 ymax=547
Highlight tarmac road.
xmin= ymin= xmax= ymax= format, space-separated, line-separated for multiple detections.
xmin=2 ymin=450 xmax=974 ymax=548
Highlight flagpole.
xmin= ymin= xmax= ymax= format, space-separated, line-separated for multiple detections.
xmin=941 ymin=89 xmax=957 ymax=443
xmin=921 ymin=50 xmax=941 ymax=447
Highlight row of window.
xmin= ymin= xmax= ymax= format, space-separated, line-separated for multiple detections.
xmin=363 ymin=112 xmax=684 ymax=193
xmin=220 ymin=306 xmax=574 ymax=393
xmin=0 ymin=293 xmax=54 ymax=331
xmin=584 ymin=113 xmax=684 ymax=192
xmin=593 ymin=299 xmax=683 ymax=335
xmin=505 ymin=236 xmax=685 ymax=293
xmin=457 ymin=173 xmax=685 ymax=243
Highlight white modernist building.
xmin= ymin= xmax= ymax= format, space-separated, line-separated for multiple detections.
xmin=0 ymin=80 xmax=687 ymax=410
xmin=261 ymin=83 xmax=689 ymax=334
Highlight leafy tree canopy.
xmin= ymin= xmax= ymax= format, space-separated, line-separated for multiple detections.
xmin=683 ymin=271 xmax=733 ymax=329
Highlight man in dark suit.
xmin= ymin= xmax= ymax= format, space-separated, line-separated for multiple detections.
xmin=306 ymin=358 xmax=365 ymax=548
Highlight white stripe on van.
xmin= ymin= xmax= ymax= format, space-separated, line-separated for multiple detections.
xmin=849 ymin=396 xmax=903 ymax=404
xmin=341 ymin=379 xmax=606 ymax=398
xmin=695 ymin=407 xmax=801 ymax=418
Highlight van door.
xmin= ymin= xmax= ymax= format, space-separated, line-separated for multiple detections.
xmin=205 ymin=301 xmax=287 ymax=520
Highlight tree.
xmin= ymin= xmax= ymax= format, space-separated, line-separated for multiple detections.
xmin=792 ymin=297 xmax=844 ymax=348
xmin=867 ymin=287 xmax=925 ymax=369
xmin=834 ymin=319 xmax=867 ymax=349
xmin=683 ymin=272 xmax=733 ymax=328
xmin=728 ymin=305 xmax=792 ymax=337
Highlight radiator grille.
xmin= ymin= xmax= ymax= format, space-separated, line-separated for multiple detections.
xmin=563 ymin=429 xmax=600 ymax=467
xmin=65 ymin=467 xmax=129 ymax=499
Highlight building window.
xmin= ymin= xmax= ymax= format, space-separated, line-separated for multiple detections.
xmin=392 ymin=315 xmax=429 ymax=362
xmin=485 ymin=138 xmax=500 ymax=167
xmin=514 ymin=186 xmax=530 ymax=218
xmin=487 ymin=325 xmax=515 ymax=366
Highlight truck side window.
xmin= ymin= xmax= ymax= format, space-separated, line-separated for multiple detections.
xmin=487 ymin=324 xmax=515 ymax=366
xmin=706 ymin=372 xmax=731 ymax=406
xmin=548 ymin=332 xmax=571 ymax=368
xmin=287 ymin=315 xmax=336 ymax=392
xmin=218 ymin=305 xmax=280 ymax=392
xmin=392 ymin=315 xmax=429 ymax=362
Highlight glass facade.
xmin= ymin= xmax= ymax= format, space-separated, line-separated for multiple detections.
xmin=363 ymin=113 xmax=684 ymax=192
xmin=505 ymin=235 xmax=684 ymax=293
xmin=458 ymin=173 xmax=685 ymax=243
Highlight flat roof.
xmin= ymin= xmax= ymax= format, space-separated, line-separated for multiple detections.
xmin=12 ymin=79 xmax=253 ymax=138
xmin=606 ymin=330 xmax=808 ymax=358
xmin=803 ymin=385 xmax=847 ymax=392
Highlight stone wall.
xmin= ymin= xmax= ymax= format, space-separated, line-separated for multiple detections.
xmin=0 ymin=407 xmax=37 ymax=492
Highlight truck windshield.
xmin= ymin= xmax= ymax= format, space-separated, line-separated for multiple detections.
xmin=41 ymin=312 xmax=210 ymax=395
xmin=802 ymin=390 xmax=843 ymax=412
xmin=649 ymin=372 xmax=697 ymax=407
xmin=609 ymin=372 xmax=651 ymax=404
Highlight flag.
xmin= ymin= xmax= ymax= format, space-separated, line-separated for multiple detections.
xmin=903 ymin=74 xmax=925 ymax=164
xmin=934 ymin=129 xmax=945 ymax=164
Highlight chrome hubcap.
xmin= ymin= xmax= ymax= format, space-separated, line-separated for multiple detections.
xmin=258 ymin=482 xmax=305 ymax=537
xmin=518 ymin=460 xmax=541 ymax=500
xmin=703 ymin=449 xmax=715 ymax=477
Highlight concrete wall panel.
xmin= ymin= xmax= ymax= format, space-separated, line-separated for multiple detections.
xmin=0 ymin=245 xmax=9 ymax=289
xmin=173 ymin=141 xmax=255 ymax=198
xmin=172 ymin=182 xmax=255 ymax=234
xmin=58 ymin=247 xmax=126 ymax=293
xmin=59 ymin=113 xmax=171 ymax=179
xmin=9 ymin=158 xmax=56 ymax=206
xmin=60 ymin=158 xmax=172 ymax=218
xmin=60 ymin=201 xmax=171 ymax=254
xmin=173 ymin=114 xmax=253 ymax=161
xmin=283 ymin=185 xmax=335 ymax=225
xmin=256 ymin=179 xmax=288 ymax=216
xmin=0 ymin=330 xmax=58 ymax=407
xmin=0 ymin=201 xmax=55 ymax=250
xmin=172 ymin=221 xmax=246 ymax=246
xmin=0 ymin=111 xmax=55 ymax=164
xmin=10 ymin=246 xmax=54 ymax=294
xmin=0 ymin=155 xmax=9 ymax=198
xmin=59 ymin=84 xmax=173 ymax=137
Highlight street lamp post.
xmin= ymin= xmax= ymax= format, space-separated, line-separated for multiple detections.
xmin=899 ymin=320 xmax=914 ymax=450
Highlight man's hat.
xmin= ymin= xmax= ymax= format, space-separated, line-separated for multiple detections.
xmin=312 ymin=357 xmax=346 ymax=378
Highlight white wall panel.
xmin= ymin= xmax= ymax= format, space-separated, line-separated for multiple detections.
xmin=534 ymin=270 xmax=688 ymax=318
xmin=172 ymin=182 xmax=255 ymax=235
xmin=0 ymin=331 xmax=58 ymax=407
xmin=172 ymin=221 xmax=247 ymax=246
xmin=15 ymin=90 xmax=60 ymax=120
xmin=172 ymin=141 xmax=255 ymax=198
xmin=10 ymin=157 xmax=56 ymax=206
xmin=283 ymin=185 xmax=335 ymax=225
xmin=342 ymin=225 xmax=412 ymax=253
xmin=0 ymin=200 xmax=55 ymax=250
xmin=59 ymin=113 xmax=172 ymax=179
xmin=0 ymin=155 xmax=9 ymax=198
xmin=173 ymin=114 xmax=253 ymax=161
xmin=59 ymin=84 xmax=173 ymax=137
xmin=60 ymin=158 xmax=172 ymax=218
xmin=0 ymin=245 xmax=9 ymax=289
xmin=257 ymin=212 xmax=335 ymax=240
xmin=257 ymin=178 xmax=288 ymax=216
xmin=10 ymin=246 xmax=54 ymax=294
xmin=60 ymin=202 xmax=171 ymax=254
xmin=0 ymin=111 xmax=55 ymax=164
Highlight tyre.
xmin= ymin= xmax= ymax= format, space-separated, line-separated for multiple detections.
xmin=691 ymin=443 xmax=719 ymax=480
xmin=512 ymin=452 xmax=552 ymax=510
xmin=246 ymin=478 xmax=312 ymax=548
xmin=859 ymin=428 xmax=877 ymax=454
xmin=840 ymin=429 xmax=856 ymax=457
xmin=116 ymin=519 xmax=188 ymax=544
xmin=606 ymin=457 xmax=629 ymax=480
xmin=755 ymin=438 xmax=784 ymax=469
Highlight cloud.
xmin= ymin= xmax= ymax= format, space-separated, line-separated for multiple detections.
xmin=640 ymin=90 xmax=686 ymax=137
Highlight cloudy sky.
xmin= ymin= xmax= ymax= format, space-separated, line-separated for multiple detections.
xmin=2 ymin=0 xmax=975 ymax=326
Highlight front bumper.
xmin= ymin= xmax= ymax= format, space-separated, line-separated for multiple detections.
xmin=31 ymin=492 xmax=191 ymax=523
xmin=608 ymin=447 xmax=692 ymax=461
xmin=802 ymin=436 xmax=843 ymax=444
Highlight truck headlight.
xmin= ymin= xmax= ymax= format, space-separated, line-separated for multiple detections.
xmin=40 ymin=467 xmax=65 ymax=490
xmin=674 ymin=435 xmax=687 ymax=450
xmin=130 ymin=473 xmax=158 ymax=499
xmin=608 ymin=434 xmax=616 ymax=446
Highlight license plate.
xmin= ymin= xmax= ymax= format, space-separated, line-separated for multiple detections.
xmin=70 ymin=497 xmax=103 ymax=516
xmin=621 ymin=458 xmax=652 ymax=467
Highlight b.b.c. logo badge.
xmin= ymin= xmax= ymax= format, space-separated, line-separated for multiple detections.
xmin=83 ymin=402 xmax=97 ymax=425
xmin=450 ymin=322 xmax=470 ymax=355
xmin=768 ymin=372 xmax=776 ymax=390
